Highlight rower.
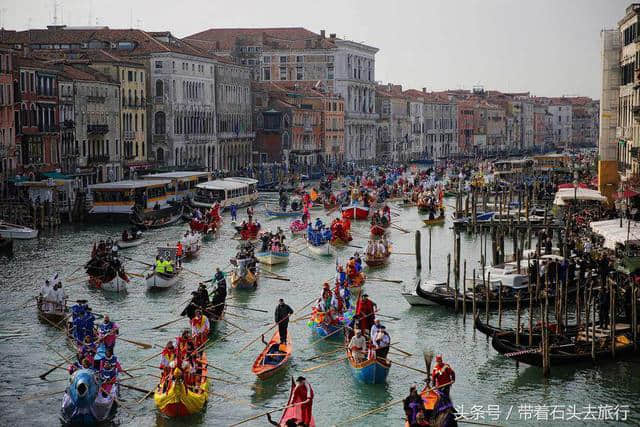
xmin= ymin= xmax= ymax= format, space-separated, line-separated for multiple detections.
xmin=292 ymin=376 xmax=314 ymax=426
xmin=274 ymin=299 xmax=294 ymax=345
xmin=348 ymin=329 xmax=367 ymax=363
xmin=190 ymin=309 xmax=210 ymax=347
xmin=155 ymin=256 xmax=165 ymax=274
xmin=404 ymin=385 xmax=425 ymax=426
xmin=372 ymin=324 xmax=390 ymax=360
xmin=164 ymin=258 xmax=174 ymax=274
xmin=98 ymin=315 xmax=119 ymax=351
xmin=356 ymin=294 xmax=377 ymax=334
xmin=176 ymin=241 xmax=183 ymax=266
xmin=431 ymin=355 xmax=455 ymax=397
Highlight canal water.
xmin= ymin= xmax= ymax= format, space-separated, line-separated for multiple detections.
xmin=1 ymin=196 xmax=638 ymax=426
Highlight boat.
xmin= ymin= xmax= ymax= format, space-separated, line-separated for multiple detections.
xmin=255 ymin=250 xmax=289 ymax=266
xmin=116 ymin=233 xmax=144 ymax=249
xmin=289 ymin=219 xmax=308 ymax=236
xmin=182 ymin=235 xmax=202 ymax=259
xmin=85 ymin=246 xmax=129 ymax=293
xmin=89 ymin=179 xmax=174 ymax=223
xmin=89 ymin=271 xmax=129 ymax=293
xmin=307 ymin=227 xmax=333 ymax=257
xmin=192 ymin=177 xmax=259 ymax=210
xmin=422 ymin=216 xmax=445 ymax=226
xmin=36 ymin=296 xmax=68 ymax=324
xmin=235 ymin=222 xmax=261 ymax=241
xmin=490 ymin=329 xmax=638 ymax=367
xmin=308 ymin=307 xmax=354 ymax=339
xmin=341 ymin=205 xmax=369 ymax=220
xmin=230 ymin=260 xmax=258 ymax=290
xmin=189 ymin=216 xmax=221 ymax=240
xmin=279 ymin=377 xmax=316 ymax=427
xmin=370 ymin=224 xmax=387 ymax=237
xmin=146 ymin=246 xmax=181 ymax=290
xmin=130 ymin=205 xmax=183 ymax=229
xmin=405 ymin=385 xmax=458 ymax=427
xmin=61 ymin=369 xmax=118 ymax=424
xmin=251 ymin=330 xmax=292 ymax=380
xmin=346 ymin=348 xmax=391 ymax=384
xmin=142 ymin=171 xmax=212 ymax=203
xmin=364 ymin=241 xmax=391 ymax=267
xmin=329 ymin=218 xmax=352 ymax=246
xmin=0 ymin=221 xmax=38 ymax=239
xmin=0 ymin=236 xmax=13 ymax=256
xmin=307 ymin=240 xmax=333 ymax=257
xmin=401 ymin=279 xmax=444 ymax=306
xmin=265 ymin=205 xmax=302 ymax=218
xmin=154 ymin=352 xmax=209 ymax=417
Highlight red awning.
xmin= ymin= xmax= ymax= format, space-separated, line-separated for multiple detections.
xmin=557 ymin=182 xmax=588 ymax=190
xmin=614 ymin=189 xmax=640 ymax=200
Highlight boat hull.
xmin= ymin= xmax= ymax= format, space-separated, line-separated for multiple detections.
xmin=307 ymin=242 xmax=333 ymax=257
xmin=0 ymin=223 xmax=38 ymax=239
xmin=256 ymin=251 xmax=289 ymax=265
xmin=231 ymin=270 xmax=258 ymax=290
xmin=341 ymin=206 xmax=369 ymax=220
xmin=422 ymin=217 xmax=445 ymax=226
xmin=401 ymin=291 xmax=438 ymax=306
xmin=89 ymin=274 xmax=128 ymax=293
xmin=252 ymin=330 xmax=292 ymax=380
xmin=347 ymin=352 xmax=391 ymax=384
xmin=116 ymin=238 xmax=144 ymax=248
xmin=154 ymin=354 xmax=209 ymax=417
xmin=146 ymin=271 xmax=180 ymax=289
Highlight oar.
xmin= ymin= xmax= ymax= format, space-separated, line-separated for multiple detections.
xmin=220 ymin=317 xmax=248 ymax=333
xmin=150 ymin=317 xmax=183 ymax=330
xmin=23 ymin=377 xmax=71 ymax=387
xmin=392 ymin=252 xmax=416 ymax=256
xmin=367 ymin=277 xmax=403 ymax=284
xmin=229 ymin=401 xmax=305 ymax=427
xmin=205 ymin=362 xmax=242 ymax=379
xmin=225 ymin=303 xmax=268 ymax=314
xmin=119 ymin=382 xmax=152 ymax=394
xmin=65 ymin=265 xmax=83 ymax=280
xmin=305 ymin=346 xmax=344 ymax=361
xmin=377 ymin=313 xmax=401 ymax=321
xmin=299 ymin=326 xmax=344 ymax=351
xmin=39 ymin=359 xmax=68 ymax=380
xmin=118 ymin=336 xmax=153 ymax=350
xmin=347 ymin=244 xmax=363 ymax=249
xmin=389 ymin=344 xmax=413 ymax=357
xmin=18 ymin=389 xmax=66 ymax=402
xmin=390 ymin=224 xmax=410 ymax=233
xmin=235 ymin=297 xmax=316 ymax=355
xmin=302 ymin=355 xmax=348 ymax=373
xmin=383 ymin=358 xmax=428 ymax=375
xmin=127 ymin=272 xmax=146 ymax=278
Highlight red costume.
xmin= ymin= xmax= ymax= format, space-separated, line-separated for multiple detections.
xmin=356 ymin=297 xmax=376 ymax=332
xmin=432 ymin=356 xmax=455 ymax=396
xmin=292 ymin=380 xmax=314 ymax=425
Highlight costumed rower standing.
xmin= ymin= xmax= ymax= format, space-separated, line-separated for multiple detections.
xmin=274 ymin=298 xmax=294 ymax=345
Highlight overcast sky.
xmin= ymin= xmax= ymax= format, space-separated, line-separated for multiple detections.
xmin=1 ymin=0 xmax=627 ymax=98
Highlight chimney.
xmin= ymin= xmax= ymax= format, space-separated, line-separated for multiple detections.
xmin=387 ymin=83 xmax=392 ymax=91
xmin=329 ymin=33 xmax=336 ymax=39
xmin=320 ymin=30 xmax=326 ymax=38
xmin=422 ymin=87 xmax=426 ymax=93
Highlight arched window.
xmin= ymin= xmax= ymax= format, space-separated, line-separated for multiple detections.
xmin=155 ymin=80 xmax=163 ymax=98
xmin=157 ymin=147 xmax=164 ymax=162
xmin=154 ymin=111 xmax=166 ymax=134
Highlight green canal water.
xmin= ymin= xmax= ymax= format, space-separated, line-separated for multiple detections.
xmin=1 ymin=196 xmax=638 ymax=426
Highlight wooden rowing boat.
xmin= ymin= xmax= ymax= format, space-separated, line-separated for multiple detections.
xmin=346 ymin=348 xmax=391 ymax=384
xmin=307 ymin=240 xmax=333 ymax=257
xmin=231 ymin=268 xmax=258 ymax=290
xmin=422 ymin=216 xmax=445 ymax=226
xmin=265 ymin=205 xmax=303 ymax=218
xmin=255 ymin=250 xmax=289 ymax=265
xmin=251 ymin=330 xmax=292 ymax=380
xmin=154 ymin=352 xmax=209 ymax=416
xmin=341 ymin=205 xmax=369 ymax=220
xmin=116 ymin=235 xmax=144 ymax=249
xmin=61 ymin=368 xmax=118 ymax=424
xmin=146 ymin=270 xmax=180 ymax=290
xmin=36 ymin=297 xmax=68 ymax=324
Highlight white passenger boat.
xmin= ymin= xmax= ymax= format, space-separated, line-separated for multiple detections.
xmin=192 ymin=177 xmax=259 ymax=210
xmin=255 ymin=250 xmax=289 ymax=265
xmin=0 ymin=221 xmax=38 ymax=239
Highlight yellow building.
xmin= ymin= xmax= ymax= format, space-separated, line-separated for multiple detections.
xmin=87 ymin=54 xmax=149 ymax=175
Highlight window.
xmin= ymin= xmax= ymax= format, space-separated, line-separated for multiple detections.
xmin=154 ymin=111 xmax=166 ymax=134
xmin=263 ymin=56 xmax=271 ymax=64
xmin=327 ymin=64 xmax=334 ymax=80
xmin=296 ymin=56 xmax=304 ymax=63
xmin=296 ymin=66 xmax=303 ymax=81
xmin=155 ymin=61 xmax=163 ymax=69
xmin=127 ymin=70 xmax=133 ymax=81
xmin=279 ymin=66 xmax=287 ymax=80
xmin=155 ymin=80 xmax=164 ymax=98
xmin=280 ymin=56 xmax=287 ymax=64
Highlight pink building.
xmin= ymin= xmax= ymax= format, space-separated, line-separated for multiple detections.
xmin=0 ymin=49 xmax=16 ymax=195
xmin=457 ymin=100 xmax=475 ymax=153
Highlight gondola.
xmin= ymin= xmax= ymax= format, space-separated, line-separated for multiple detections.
xmin=402 ymin=279 xmax=442 ymax=306
xmin=116 ymin=234 xmax=145 ymax=249
xmin=405 ymin=386 xmax=458 ymax=427
xmin=86 ymin=261 xmax=129 ymax=293
xmin=251 ymin=330 xmax=292 ymax=380
xmin=130 ymin=205 xmax=184 ymax=230
xmin=422 ymin=216 xmax=445 ymax=226
xmin=346 ymin=347 xmax=391 ymax=384
xmin=154 ymin=352 xmax=209 ymax=417
xmin=490 ymin=329 xmax=638 ymax=367
xmin=61 ymin=368 xmax=118 ymax=424
xmin=36 ymin=296 xmax=68 ymax=324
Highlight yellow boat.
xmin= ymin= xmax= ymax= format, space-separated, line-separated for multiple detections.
xmin=154 ymin=353 xmax=209 ymax=417
xmin=422 ymin=216 xmax=445 ymax=226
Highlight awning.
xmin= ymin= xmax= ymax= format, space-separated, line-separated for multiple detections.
xmin=590 ymin=219 xmax=640 ymax=249
xmin=553 ymin=188 xmax=607 ymax=206
xmin=42 ymin=171 xmax=71 ymax=179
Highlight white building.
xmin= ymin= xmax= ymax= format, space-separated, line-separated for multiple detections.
xmin=548 ymin=103 xmax=573 ymax=149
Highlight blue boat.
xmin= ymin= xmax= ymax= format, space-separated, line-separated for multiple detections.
xmin=347 ymin=350 xmax=391 ymax=384
xmin=61 ymin=369 xmax=118 ymax=425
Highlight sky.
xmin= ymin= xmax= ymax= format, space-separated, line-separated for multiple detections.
xmin=1 ymin=0 xmax=629 ymax=98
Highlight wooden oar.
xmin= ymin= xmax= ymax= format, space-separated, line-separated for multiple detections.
xmin=384 ymin=358 xmax=428 ymax=375
xmin=235 ymin=297 xmax=316 ymax=355
xmin=119 ymin=382 xmax=152 ymax=394
xmin=390 ymin=224 xmax=410 ymax=233
xmin=118 ymin=336 xmax=153 ymax=350
xmin=127 ymin=272 xmax=146 ymax=278
xmin=18 ymin=389 xmax=66 ymax=402
xmin=65 ymin=265 xmax=83 ymax=280
xmin=150 ymin=317 xmax=183 ymax=330
xmin=305 ymin=346 xmax=344 ymax=361
xmin=205 ymin=362 xmax=242 ymax=379
xmin=376 ymin=313 xmax=401 ymax=321
xmin=347 ymin=244 xmax=363 ymax=249
xmin=367 ymin=277 xmax=403 ymax=284
xmin=389 ymin=344 xmax=413 ymax=357
xmin=39 ymin=359 xmax=67 ymax=379
xmin=392 ymin=252 xmax=416 ymax=256
xmin=225 ymin=303 xmax=268 ymax=314
xmin=220 ymin=317 xmax=248 ymax=333
xmin=302 ymin=355 xmax=348 ymax=372
xmin=261 ymin=275 xmax=291 ymax=282
xmin=299 ymin=325 xmax=344 ymax=351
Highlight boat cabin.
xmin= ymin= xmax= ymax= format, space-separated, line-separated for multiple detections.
xmin=493 ymin=159 xmax=534 ymax=180
xmin=88 ymin=179 xmax=171 ymax=215
xmin=193 ymin=177 xmax=259 ymax=209
xmin=141 ymin=171 xmax=211 ymax=202
xmin=14 ymin=178 xmax=79 ymax=215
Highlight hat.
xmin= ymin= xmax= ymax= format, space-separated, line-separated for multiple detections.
xmin=435 ymin=355 xmax=443 ymax=363
xmin=363 ymin=294 xmax=369 ymax=297
xmin=76 ymin=299 xmax=88 ymax=304
xmin=296 ymin=376 xmax=306 ymax=382
xmin=380 ymin=325 xmax=386 ymax=329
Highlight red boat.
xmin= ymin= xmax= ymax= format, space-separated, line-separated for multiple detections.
xmin=370 ymin=224 xmax=386 ymax=237
xmin=341 ymin=205 xmax=369 ymax=220
xmin=189 ymin=217 xmax=220 ymax=234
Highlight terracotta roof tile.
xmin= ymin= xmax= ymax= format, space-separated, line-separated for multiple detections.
xmin=185 ymin=27 xmax=336 ymax=51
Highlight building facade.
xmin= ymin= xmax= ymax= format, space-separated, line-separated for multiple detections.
xmin=0 ymin=49 xmax=16 ymax=193
xmin=548 ymin=102 xmax=573 ymax=150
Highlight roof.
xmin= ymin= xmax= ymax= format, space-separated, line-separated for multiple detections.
xmin=185 ymin=27 xmax=337 ymax=51
xmin=142 ymin=171 xmax=210 ymax=179
xmin=89 ymin=179 xmax=171 ymax=190
xmin=197 ymin=179 xmax=248 ymax=190
xmin=57 ymin=63 xmax=116 ymax=84
xmin=225 ymin=177 xmax=258 ymax=184
xmin=590 ymin=219 xmax=640 ymax=250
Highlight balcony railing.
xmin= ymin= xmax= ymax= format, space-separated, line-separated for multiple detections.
xmin=124 ymin=131 xmax=135 ymax=140
xmin=87 ymin=95 xmax=106 ymax=103
xmin=87 ymin=124 xmax=109 ymax=135
xmin=87 ymin=154 xmax=110 ymax=165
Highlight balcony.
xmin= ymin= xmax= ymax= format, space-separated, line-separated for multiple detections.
xmin=87 ymin=154 xmax=110 ymax=165
xmin=124 ymin=131 xmax=135 ymax=140
xmin=87 ymin=124 xmax=109 ymax=135
xmin=154 ymin=96 xmax=164 ymax=104
xmin=62 ymin=120 xmax=75 ymax=129
xmin=634 ymin=106 xmax=640 ymax=121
